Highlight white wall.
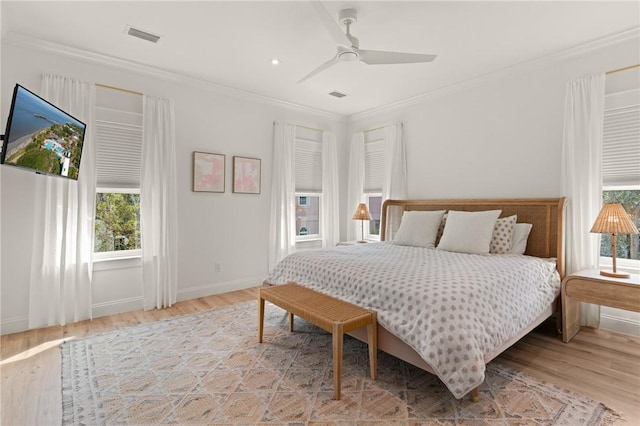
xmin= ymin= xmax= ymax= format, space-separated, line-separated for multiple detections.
xmin=348 ymin=37 xmax=639 ymax=200
xmin=0 ymin=41 xmax=348 ymax=333
xmin=346 ymin=35 xmax=640 ymax=335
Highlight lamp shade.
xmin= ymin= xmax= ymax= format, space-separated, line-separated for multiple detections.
xmin=590 ymin=203 xmax=639 ymax=235
xmin=352 ymin=203 xmax=372 ymax=221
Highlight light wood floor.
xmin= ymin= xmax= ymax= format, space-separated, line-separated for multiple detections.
xmin=1 ymin=288 xmax=639 ymax=425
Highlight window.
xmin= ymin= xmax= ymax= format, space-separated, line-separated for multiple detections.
xmin=363 ymin=128 xmax=385 ymax=241
xmin=95 ymin=190 xmax=141 ymax=252
xmin=296 ymin=194 xmax=320 ymax=238
xmin=93 ymin=86 xmax=143 ymax=259
xmin=600 ymin=88 xmax=640 ymax=269
xmin=295 ymin=127 xmax=323 ymax=241
xmin=367 ymin=194 xmax=382 ymax=237
xmin=600 ymin=190 xmax=639 ymax=261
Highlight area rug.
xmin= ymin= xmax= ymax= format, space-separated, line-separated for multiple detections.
xmin=62 ymin=301 xmax=620 ymax=425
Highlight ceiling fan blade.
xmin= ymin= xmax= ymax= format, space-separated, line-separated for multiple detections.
xmin=310 ymin=1 xmax=352 ymax=47
xmin=298 ymin=54 xmax=341 ymax=83
xmin=358 ymin=49 xmax=437 ymax=65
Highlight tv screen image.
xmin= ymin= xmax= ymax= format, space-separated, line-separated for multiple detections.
xmin=1 ymin=84 xmax=86 ymax=180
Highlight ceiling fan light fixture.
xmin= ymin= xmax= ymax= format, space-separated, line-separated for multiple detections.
xmin=339 ymin=51 xmax=358 ymax=62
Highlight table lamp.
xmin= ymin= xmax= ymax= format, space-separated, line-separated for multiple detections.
xmin=590 ymin=202 xmax=639 ymax=278
xmin=352 ymin=203 xmax=372 ymax=243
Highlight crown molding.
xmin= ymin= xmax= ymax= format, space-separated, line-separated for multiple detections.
xmin=349 ymin=27 xmax=640 ymax=121
xmin=2 ymin=31 xmax=346 ymax=122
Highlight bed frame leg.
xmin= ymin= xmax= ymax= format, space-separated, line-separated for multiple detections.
xmin=470 ymin=387 xmax=479 ymax=402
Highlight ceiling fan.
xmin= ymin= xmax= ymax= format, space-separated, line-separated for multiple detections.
xmin=298 ymin=2 xmax=437 ymax=83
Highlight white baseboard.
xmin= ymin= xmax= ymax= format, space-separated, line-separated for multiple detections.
xmin=0 ymin=316 xmax=29 ymax=335
xmin=177 ymin=276 xmax=263 ymax=302
xmin=91 ymin=276 xmax=262 ymax=319
xmin=600 ymin=313 xmax=640 ymax=337
xmin=1 ymin=277 xmax=263 ymax=335
xmin=92 ymin=296 xmax=144 ymax=319
xmin=91 ymin=277 xmax=262 ymax=319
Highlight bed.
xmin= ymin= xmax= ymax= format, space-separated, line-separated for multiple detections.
xmin=265 ymin=198 xmax=566 ymax=400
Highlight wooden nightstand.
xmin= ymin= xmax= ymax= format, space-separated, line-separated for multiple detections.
xmin=336 ymin=241 xmax=368 ymax=246
xmin=561 ymin=269 xmax=640 ymax=342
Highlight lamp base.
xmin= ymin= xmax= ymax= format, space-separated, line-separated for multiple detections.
xmin=599 ymin=270 xmax=630 ymax=278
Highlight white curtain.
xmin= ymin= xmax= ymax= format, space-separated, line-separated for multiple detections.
xmin=268 ymin=122 xmax=296 ymax=271
xmin=346 ymin=132 xmax=365 ymax=241
xmin=561 ymin=73 xmax=606 ymax=327
xmin=381 ymin=123 xmax=408 ymax=238
xmin=29 ymin=74 xmax=96 ymax=328
xmin=321 ymin=131 xmax=339 ymax=247
xmin=141 ymin=95 xmax=178 ymax=310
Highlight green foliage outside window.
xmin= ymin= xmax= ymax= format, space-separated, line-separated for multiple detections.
xmin=600 ymin=190 xmax=640 ymax=260
xmin=94 ymin=193 xmax=141 ymax=252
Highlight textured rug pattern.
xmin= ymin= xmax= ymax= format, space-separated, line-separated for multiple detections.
xmin=62 ymin=301 xmax=619 ymax=425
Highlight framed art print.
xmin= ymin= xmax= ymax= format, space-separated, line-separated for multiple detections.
xmin=232 ymin=156 xmax=261 ymax=194
xmin=193 ymin=151 xmax=225 ymax=192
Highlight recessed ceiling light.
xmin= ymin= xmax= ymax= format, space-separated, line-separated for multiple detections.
xmin=329 ymin=91 xmax=347 ymax=98
xmin=271 ymin=58 xmax=280 ymax=65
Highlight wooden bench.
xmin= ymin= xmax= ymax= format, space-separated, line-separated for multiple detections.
xmin=258 ymin=283 xmax=377 ymax=400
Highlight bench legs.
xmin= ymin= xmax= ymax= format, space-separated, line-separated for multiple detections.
xmin=258 ymin=296 xmax=265 ymax=343
xmin=258 ymin=296 xmax=377 ymax=401
xmin=332 ymin=323 xmax=344 ymax=400
xmin=367 ymin=312 xmax=377 ymax=380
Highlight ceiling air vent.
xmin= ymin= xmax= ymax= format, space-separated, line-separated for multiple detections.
xmin=328 ymin=91 xmax=347 ymax=98
xmin=126 ymin=25 xmax=161 ymax=44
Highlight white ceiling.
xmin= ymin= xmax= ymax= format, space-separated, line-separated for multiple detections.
xmin=2 ymin=1 xmax=639 ymax=116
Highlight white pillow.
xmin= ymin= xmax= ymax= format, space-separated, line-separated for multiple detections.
xmin=393 ymin=210 xmax=446 ymax=248
xmin=490 ymin=215 xmax=517 ymax=254
xmin=437 ymin=210 xmax=502 ymax=254
xmin=510 ymin=223 xmax=533 ymax=255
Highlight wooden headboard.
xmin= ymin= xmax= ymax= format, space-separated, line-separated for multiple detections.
xmin=380 ymin=198 xmax=567 ymax=278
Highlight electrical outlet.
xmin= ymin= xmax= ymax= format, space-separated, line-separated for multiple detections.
xmin=214 ymin=263 xmax=221 ymax=273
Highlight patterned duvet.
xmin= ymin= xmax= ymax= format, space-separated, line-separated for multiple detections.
xmin=265 ymin=242 xmax=561 ymax=398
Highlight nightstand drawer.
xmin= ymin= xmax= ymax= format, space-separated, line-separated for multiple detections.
xmin=564 ymin=278 xmax=640 ymax=311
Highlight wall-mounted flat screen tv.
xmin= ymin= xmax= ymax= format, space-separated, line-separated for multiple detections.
xmin=1 ymin=84 xmax=86 ymax=180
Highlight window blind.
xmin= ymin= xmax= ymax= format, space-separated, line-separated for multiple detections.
xmin=295 ymin=127 xmax=323 ymax=192
xmin=95 ymin=86 xmax=143 ymax=189
xmin=364 ymin=128 xmax=385 ymax=193
xmin=603 ymin=102 xmax=640 ymax=187
xmin=95 ymin=119 xmax=143 ymax=188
